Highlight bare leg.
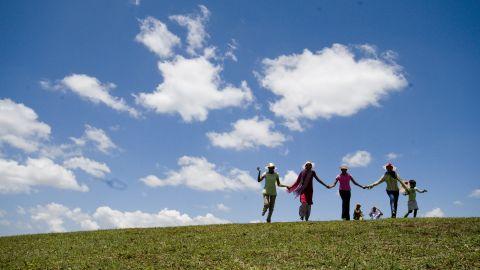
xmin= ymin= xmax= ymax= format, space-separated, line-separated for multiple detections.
xmin=299 ymin=203 xmax=307 ymax=220
xmin=266 ymin=196 xmax=276 ymax=223
xmin=262 ymin=195 xmax=269 ymax=216
xmin=305 ymin=204 xmax=311 ymax=221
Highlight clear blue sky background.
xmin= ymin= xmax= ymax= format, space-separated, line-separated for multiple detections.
xmin=0 ymin=0 xmax=479 ymax=235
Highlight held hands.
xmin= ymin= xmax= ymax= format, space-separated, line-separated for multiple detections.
xmin=256 ymin=167 xmax=261 ymax=172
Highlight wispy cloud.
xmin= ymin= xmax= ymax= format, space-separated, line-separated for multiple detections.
xmin=40 ymin=74 xmax=140 ymax=118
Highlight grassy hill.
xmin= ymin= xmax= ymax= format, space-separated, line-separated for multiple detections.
xmin=1 ymin=218 xmax=479 ymax=269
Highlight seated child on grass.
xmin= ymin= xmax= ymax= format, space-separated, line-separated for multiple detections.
xmin=353 ymin=203 xmax=364 ymax=220
xmin=369 ymin=206 xmax=383 ymax=220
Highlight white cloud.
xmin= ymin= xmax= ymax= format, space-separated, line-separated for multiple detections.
xmin=135 ymin=55 xmax=253 ymax=122
xmin=453 ymin=201 xmax=463 ymax=206
xmin=63 ymin=156 xmax=111 ymax=178
xmin=0 ymin=99 xmax=51 ymax=152
xmin=28 ymin=202 xmax=230 ymax=233
xmin=249 ymin=220 xmax=261 ymax=223
xmin=281 ymin=170 xmax=298 ymax=186
xmin=140 ymin=156 xmax=260 ymax=191
xmin=216 ymin=203 xmax=230 ymax=212
xmin=0 ymin=157 xmax=88 ymax=194
xmin=131 ymin=0 xmax=140 ymax=6
xmin=135 ymin=17 xmax=180 ymax=58
xmin=41 ymin=74 xmax=140 ymax=118
xmin=169 ymin=5 xmax=210 ymax=55
xmin=93 ymin=207 xmax=229 ymax=229
xmin=30 ymin=203 xmax=99 ymax=232
xmin=342 ymin=150 xmax=372 ymax=167
xmin=469 ymin=189 xmax=480 ymax=198
xmin=70 ymin=125 xmax=117 ymax=154
xmin=386 ymin=152 xmax=400 ymax=160
xmin=424 ymin=208 xmax=445 ymax=218
xmin=258 ymin=44 xmax=407 ymax=130
xmin=207 ymin=117 xmax=286 ymax=150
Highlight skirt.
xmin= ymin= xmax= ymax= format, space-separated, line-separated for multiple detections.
xmin=408 ymin=200 xmax=419 ymax=211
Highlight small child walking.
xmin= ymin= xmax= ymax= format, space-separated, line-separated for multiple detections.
xmin=353 ymin=203 xmax=364 ymax=220
xmin=257 ymin=163 xmax=287 ymax=223
xmin=403 ymin=179 xmax=427 ymax=218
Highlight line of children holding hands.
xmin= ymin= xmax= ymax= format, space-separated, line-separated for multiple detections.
xmin=257 ymin=162 xmax=427 ymax=223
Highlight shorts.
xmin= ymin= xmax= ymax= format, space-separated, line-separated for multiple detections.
xmin=408 ymin=200 xmax=418 ymax=211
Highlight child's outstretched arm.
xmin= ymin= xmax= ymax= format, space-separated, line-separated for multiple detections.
xmin=415 ymin=187 xmax=428 ymax=193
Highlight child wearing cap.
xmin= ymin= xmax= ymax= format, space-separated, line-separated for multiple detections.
xmin=257 ymin=163 xmax=287 ymax=223
xmin=403 ymin=180 xmax=428 ymax=218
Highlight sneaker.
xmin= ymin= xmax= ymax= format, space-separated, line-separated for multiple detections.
xmin=300 ymin=216 xmax=304 ymax=221
xmin=266 ymin=218 xmax=271 ymax=223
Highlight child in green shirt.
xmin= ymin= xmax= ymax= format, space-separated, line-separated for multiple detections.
xmin=403 ymin=180 xmax=427 ymax=218
xmin=257 ymin=163 xmax=287 ymax=223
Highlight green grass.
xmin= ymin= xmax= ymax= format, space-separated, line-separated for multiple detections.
xmin=1 ymin=218 xmax=479 ymax=269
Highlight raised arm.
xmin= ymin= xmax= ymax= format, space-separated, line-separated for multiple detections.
xmin=350 ymin=176 xmax=366 ymax=189
xmin=257 ymin=167 xmax=265 ymax=182
xmin=368 ymin=175 xmax=386 ymax=189
xmin=313 ymin=172 xmax=330 ymax=188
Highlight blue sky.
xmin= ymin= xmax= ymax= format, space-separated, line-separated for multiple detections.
xmin=0 ymin=0 xmax=479 ymax=235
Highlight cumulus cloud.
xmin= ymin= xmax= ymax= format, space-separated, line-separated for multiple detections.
xmin=30 ymin=203 xmax=99 ymax=232
xmin=207 ymin=117 xmax=286 ymax=150
xmin=70 ymin=125 xmax=117 ymax=154
xmin=0 ymin=157 xmax=88 ymax=194
xmin=469 ymin=189 xmax=480 ymax=198
xmin=216 ymin=203 xmax=230 ymax=212
xmin=0 ymin=99 xmax=51 ymax=152
xmin=29 ymin=202 xmax=229 ymax=233
xmin=63 ymin=156 xmax=111 ymax=178
xmin=140 ymin=156 xmax=260 ymax=191
xmin=342 ymin=150 xmax=372 ymax=167
xmin=94 ymin=206 xmax=229 ymax=229
xmin=258 ymin=44 xmax=407 ymax=130
xmin=169 ymin=5 xmax=210 ymax=55
xmin=281 ymin=170 xmax=298 ymax=186
xmin=40 ymin=74 xmax=140 ymax=117
xmin=424 ymin=208 xmax=445 ymax=218
xmin=135 ymin=17 xmax=181 ymax=58
xmin=135 ymin=55 xmax=253 ymax=122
